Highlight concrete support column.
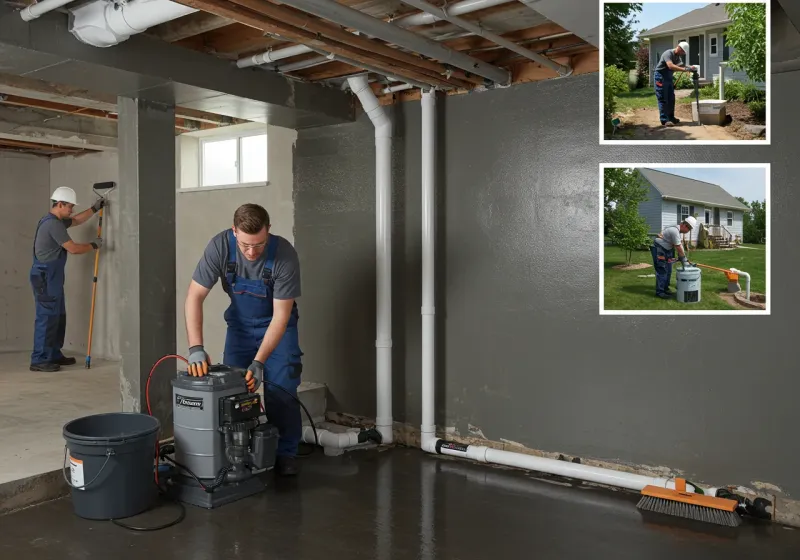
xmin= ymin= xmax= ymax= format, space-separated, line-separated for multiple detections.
xmin=117 ymin=97 xmax=176 ymax=434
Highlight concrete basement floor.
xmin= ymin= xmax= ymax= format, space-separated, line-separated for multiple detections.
xmin=1 ymin=447 xmax=799 ymax=559
xmin=0 ymin=350 xmax=119 ymax=485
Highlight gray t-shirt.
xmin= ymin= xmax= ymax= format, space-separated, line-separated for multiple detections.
xmin=34 ymin=215 xmax=73 ymax=262
xmin=655 ymin=225 xmax=682 ymax=250
xmin=192 ymin=230 xmax=301 ymax=300
xmin=654 ymin=48 xmax=683 ymax=76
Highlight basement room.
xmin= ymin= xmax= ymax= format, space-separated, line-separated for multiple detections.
xmin=0 ymin=0 xmax=798 ymax=557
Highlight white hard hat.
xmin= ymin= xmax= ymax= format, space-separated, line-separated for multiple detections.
xmin=51 ymin=186 xmax=77 ymax=205
xmin=684 ymin=215 xmax=697 ymax=229
xmin=678 ymin=41 xmax=690 ymax=53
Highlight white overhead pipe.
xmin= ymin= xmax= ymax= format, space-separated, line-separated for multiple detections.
xmin=398 ymin=0 xmax=572 ymax=76
xmin=273 ymin=0 xmax=510 ymax=84
xmin=69 ymin=0 xmax=197 ymax=48
xmin=417 ymin=80 xmax=704 ymax=500
xmin=348 ymin=75 xmax=394 ymax=445
xmin=277 ymin=56 xmax=331 ymax=73
xmin=237 ymin=44 xmax=314 ymax=68
xmin=383 ymin=83 xmax=415 ymax=94
xmin=392 ymin=0 xmax=514 ymax=27
xmin=19 ymin=0 xmax=77 ymax=21
xmin=731 ymin=268 xmax=751 ymax=300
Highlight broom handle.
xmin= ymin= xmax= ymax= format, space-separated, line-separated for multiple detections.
xmin=86 ymin=206 xmax=103 ymax=363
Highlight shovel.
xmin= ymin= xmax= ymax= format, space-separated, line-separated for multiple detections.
xmin=86 ymin=181 xmax=117 ymax=369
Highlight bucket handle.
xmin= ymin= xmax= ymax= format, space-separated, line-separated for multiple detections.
xmin=62 ymin=446 xmax=115 ymax=491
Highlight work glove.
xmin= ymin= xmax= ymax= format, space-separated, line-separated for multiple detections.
xmin=679 ymin=255 xmax=688 ymax=266
xmin=91 ymin=198 xmax=105 ymax=213
xmin=90 ymin=237 xmax=103 ymax=250
xmin=245 ymin=360 xmax=264 ymax=393
xmin=188 ymin=345 xmax=211 ymax=376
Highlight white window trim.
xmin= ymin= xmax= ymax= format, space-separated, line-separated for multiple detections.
xmin=681 ymin=205 xmax=690 ymax=223
xmin=727 ymin=211 xmax=734 ymax=227
xmin=709 ymin=33 xmax=718 ymax=57
xmin=196 ymin=129 xmax=268 ymax=191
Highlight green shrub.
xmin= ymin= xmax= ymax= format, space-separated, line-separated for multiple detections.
xmin=748 ymin=101 xmax=766 ymax=121
xmin=604 ymin=65 xmax=629 ymax=119
xmin=741 ymin=82 xmax=765 ymax=103
xmin=722 ymin=79 xmax=744 ymax=101
xmin=699 ymin=84 xmax=718 ymax=99
xmin=673 ymin=72 xmax=692 ymax=89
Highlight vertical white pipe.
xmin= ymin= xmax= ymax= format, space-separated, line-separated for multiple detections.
xmin=731 ymin=268 xmax=750 ymax=300
xmin=347 ymin=75 xmax=393 ymax=444
xmin=719 ymin=61 xmax=727 ymax=99
xmin=421 ymin=89 xmax=437 ymax=453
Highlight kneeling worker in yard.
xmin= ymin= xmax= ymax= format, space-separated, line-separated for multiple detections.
xmin=650 ymin=216 xmax=696 ymax=299
xmin=30 ymin=187 xmax=104 ymax=372
xmin=184 ymin=203 xmax=303 ymax=476
xmin=653 ymin=41 xmax=696 ymax=127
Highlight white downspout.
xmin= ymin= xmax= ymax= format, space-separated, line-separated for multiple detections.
xmin=421 ymin=88 xmax=437 ymax=454
xmin=68 ymin=0 xmax=197 ymax=48
xmin=731 ymin=268 xmax=751 ymax=300
xmin=20 ymin=0 xmax=78 ymax=20
xmin=418 ymin=85 xmax=707 ymax=498
xmin=348 ymin=75 xmax=393 ymax=445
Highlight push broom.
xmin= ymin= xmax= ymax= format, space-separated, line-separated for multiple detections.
xmin=637 ymin=478 xmax=742 ymax=527
xmin=85 ymin=181 xmax=117 ymax=369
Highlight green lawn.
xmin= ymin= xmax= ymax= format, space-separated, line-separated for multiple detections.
xmin=614 ymin=89 xmax=694 ymax=113
xmin=603 ymin=244 xmax=766 ymax=311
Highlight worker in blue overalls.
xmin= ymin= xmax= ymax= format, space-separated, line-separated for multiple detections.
xmin=185 ymin=203 xmax=303 ymax=476
xmin=650 ymin=216 xmax=696 ymax=299
xmin=30 ymin=187 xmax=104 ymax=372
xmin=653 ymin=41 xmax=696 ymax=126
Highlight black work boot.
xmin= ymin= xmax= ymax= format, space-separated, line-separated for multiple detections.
xmin=55 ymin=356 xmax=76 ymax=366
xmin=30 ymin=362 xmax=60 ymax=372
xmin=276 ymin=456 xmax=299 ymax=476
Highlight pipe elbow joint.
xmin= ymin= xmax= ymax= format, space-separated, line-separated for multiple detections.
xmin=20 ymin=6 xmax=38 ymax=21
xmin=421 ymin=434 xmax=438 ymax=454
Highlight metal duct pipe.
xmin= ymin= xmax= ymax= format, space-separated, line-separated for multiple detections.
xmin=398 ymin=0 xmax=572 ymax=76
xmin=237 ymin=44 xmax=313 ymax=68
xmin=392 ymin=0 xmax=514 ymax=27
xmin=69 ymin=0 xmax=197 ymax=47
xmin=274 ymin=0 xmax=510 ymax=84
xmin=347 ymin=75 xmax=394 ymax=445
xmin=20 ymin=0 xmax=78 ymax=21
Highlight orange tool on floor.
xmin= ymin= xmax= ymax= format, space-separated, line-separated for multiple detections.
xmin=85 ymin=181 xmax=116 ymax=369
xmin=637 ymin=477 xmax=741 ymax=527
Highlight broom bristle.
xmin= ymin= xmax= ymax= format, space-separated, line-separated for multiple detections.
xmin=636 ymin=495 xmax=742 ymax=527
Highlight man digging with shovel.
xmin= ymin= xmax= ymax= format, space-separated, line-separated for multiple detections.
xmin=653 ymin=41 xmax=698 ymax=127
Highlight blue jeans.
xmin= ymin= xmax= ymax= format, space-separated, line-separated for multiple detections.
xmin=650 ymin=245 xmax=674 ymax=296
xmin=654 ymin=70 xmax=675 ymax=124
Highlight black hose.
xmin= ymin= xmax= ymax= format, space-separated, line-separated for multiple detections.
xmin=263 ymin=379 xmax=319 ymax=454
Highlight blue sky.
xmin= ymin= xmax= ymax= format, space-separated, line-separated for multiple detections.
xmin=650 ymin=167 xmax=767 ymax=202
xmin=627 ymin=2 xmax=710 ymax=38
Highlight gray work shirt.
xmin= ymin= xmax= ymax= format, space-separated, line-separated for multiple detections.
xmin=654 ymin=48 xmax=683 ymax=77
xmin=654 ymin=225 xmax=682 ymax=250
xmin=192 ymin=230 xmax=301 ymax=300
xmin=34 ymin=215 xmax=73 ymax=262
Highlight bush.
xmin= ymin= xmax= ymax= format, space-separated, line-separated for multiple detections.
xmin=722 ymin=79 xmax=744 ymax=101
xmin=635 ymin=43 xmax=649 ymax=88
xmin=741 ymin=82 xmax=765 ymax=103
xmin=748 ymin=101 xmax=766 ymax=121
xmin=699 ymin=84 xmax=718 ymax=99
xmin=673 ymin=72 xmax=692 ymax=89
xmin=604 ymin=65 xmax=629 ymax=119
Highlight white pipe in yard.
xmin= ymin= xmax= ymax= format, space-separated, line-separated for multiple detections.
xmin=731 ymin=268 xmax=751 ymax=300
xmin=69 ymin=0 xmax=197 ymax=47
xmin=20 ymin=0 xmax=77 ymax=20
xmin=348 ymin=75 xmax=394 ymax=445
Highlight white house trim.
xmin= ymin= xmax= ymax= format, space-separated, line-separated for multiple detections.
xmin=709 ymin=32 xmax=719 ymax=57
xmin=662 ymin=195 xmax=746 ymax=211
xmin=640 ymin=19 xmax=731 ymax=39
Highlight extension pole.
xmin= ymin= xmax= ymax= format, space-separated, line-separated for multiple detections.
xmin=85 ymin=206 xmax=104 ymax=369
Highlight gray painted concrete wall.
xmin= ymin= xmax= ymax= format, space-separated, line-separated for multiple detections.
xmin=0 ymin=153 xmax=50 ymax=350
xmin=50 ymin=152 xmax=120 ymax=360
xmin=294 ymin=72 xmax=799 ymax=496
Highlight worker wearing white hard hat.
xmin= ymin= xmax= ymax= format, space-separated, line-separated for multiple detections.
xmin=653 ymin=41 xmax=697 ymax=127
xmin=29 ymin=186 xmax=106 ymax=372
xmin=650 ymin=217 xmax=696 ymax=299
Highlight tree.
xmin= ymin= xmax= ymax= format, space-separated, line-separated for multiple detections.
xmin=635 ymin=41 xmax=650 ymax=88
xmin=724 ymin=3 xmax=766 ymax=83
xmin=735 ymin=196 xmax=766 ymax=244
xmin=604 ymin=3 xmax=643 ymax=70
xmin=605 ymin=168 xmax=652 ymax=264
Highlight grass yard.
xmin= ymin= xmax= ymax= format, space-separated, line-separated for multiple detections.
xmin=603 ymin=244 xmax=767 ymax=311
xmin=614 ymin=89 xmax=693 ymax=113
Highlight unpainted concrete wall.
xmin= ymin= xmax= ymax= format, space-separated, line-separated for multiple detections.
xmin=50 ymin=152 xmax=120 ymax=360
xmin=175 ymin=124 xmax=298 ymax=362
xmin=293 ymin=72 xmax=799 ymax=496
xmin=0 ymin=153 xmax=50 ymax=351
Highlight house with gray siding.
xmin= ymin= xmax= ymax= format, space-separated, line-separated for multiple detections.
xmin=636 ymin=168 xmax=749 ymax=247
xmin=639 ymin=3 xmax=763 ymax=88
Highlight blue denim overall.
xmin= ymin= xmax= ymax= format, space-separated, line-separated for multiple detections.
xmin=30 ymin=214 xmax=68 ymax=365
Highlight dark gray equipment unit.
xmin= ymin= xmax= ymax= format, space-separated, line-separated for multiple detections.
xmin=168 ymin=365 xmax=279 ymax=508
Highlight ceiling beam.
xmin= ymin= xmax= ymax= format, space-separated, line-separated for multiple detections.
xmin=147 ymin=11 xmax=233 ymax=42
xmin=0 ymin=137 xmax=94 ymax=156
xmin=0 ymin=105 xmax=117 ymax=151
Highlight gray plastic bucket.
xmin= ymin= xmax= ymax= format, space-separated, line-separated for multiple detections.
xmin=63 ymin=412 xmax=160 ymax=520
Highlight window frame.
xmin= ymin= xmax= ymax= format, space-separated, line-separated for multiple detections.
xmin=727 ymin=211 xmax=733 ymax=227
xmin=681 ymin=205 xmax=690 ymax=223
xmin=197 ymin=130 xmax=269 ymax=191
xmin=709 ymin=33 xmax=718 ymax=57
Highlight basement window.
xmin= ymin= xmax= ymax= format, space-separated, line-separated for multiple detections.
xmin=199 ymin=132 xmax=267 ymax=188
xmin=727 ymin=211 xmax=733 ymax=226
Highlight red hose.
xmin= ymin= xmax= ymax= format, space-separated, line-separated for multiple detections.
xmin=147 ymin=354 xmax=189 ymax=485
